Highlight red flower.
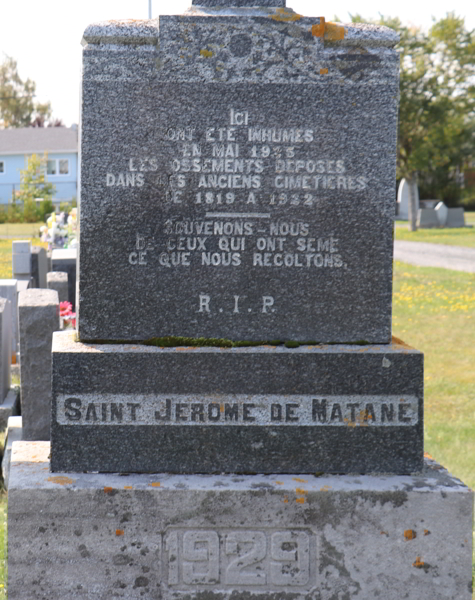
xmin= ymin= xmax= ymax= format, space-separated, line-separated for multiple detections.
xmin=60 ymin=301 xmax=73 ymax=317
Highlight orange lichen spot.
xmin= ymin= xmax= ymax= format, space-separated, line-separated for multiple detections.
xmin=275 ymin=481 xmax=284 ymax=485
xmin=404 ymin=529 xmax=417 ymax=541
xmin=423 ymin=452 xmax=434 ymax=460
xmin=116 ymin=529 xmax=124 ymax=536
xmin=283 ymin=496 xmax=289 ymax=503
xmin=220 ymin=404 xmax=225 ymax=412
xmin=324 ymin=22 xmax=345 ymax=41
xmin=424 ymin=529 xmax=431 ymax=536
xmin=104 ymin=486 xmax=115 ymax=494
xmin=391 ymin=336 xmax=414 ymax=350
xmin=47 ymin=476 xmax=75 ymax=486
xmin=320 ymin=485 xmax=332 ymax=492
xmin=11 ymin=352 xmax=16 ymax=365
xmin=312 ymin=19 xmax=345 ymax=41
xmin=271 ymin=7 xmax=302 ymax=22
xmin=292 ymin=477 xmax=308 ymax=483
xmin=200 ymin=49 xmax=213 ymax=58
xmin=412 ymin=557 xmax=425 ymax=568
xmin=320 ymin=68 xmax=329 ymax=75
xmin=295 ymin=488 xmax=308 ymax=495
xmin=380 ymin=531 xmax=388 ymax=536
xmin=148 ymin=482 xmax=161 ymax=487
xmin=311 ymin=19 xmax=325 ymax=38
xmin=124 ymin=486 xmax=133 ymax=490
xmin=296 ymin=497 xmax=306 ymax=504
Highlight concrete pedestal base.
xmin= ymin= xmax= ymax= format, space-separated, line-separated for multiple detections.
xmin=8 ymin=442 xmax=473 ymax=600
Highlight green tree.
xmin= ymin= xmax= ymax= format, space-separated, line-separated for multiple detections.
xmin=344 ymin=13 xmax=475 ymax=227
xmin=0 ymin=56 xmax=52 ymax=128
xmin=15 ymin=154 xmax=56 ymax=222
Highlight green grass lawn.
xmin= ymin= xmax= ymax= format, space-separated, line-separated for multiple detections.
xmin=0 ymin=223 xmax=44 ymax=240
xmin=395 ymin=211 xmax=475 ymax=247
xmin=0 ymin=239 xmax=473 ymax=596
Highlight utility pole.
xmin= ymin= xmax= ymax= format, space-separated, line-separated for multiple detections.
xmin=148 ymin=0 xmax=152 ymax=19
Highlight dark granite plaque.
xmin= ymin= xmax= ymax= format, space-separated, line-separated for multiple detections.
xmin=51 ymin=331 xmax=423 ymax=474
xmin=77 ymin=11 xmax=399 ymax=343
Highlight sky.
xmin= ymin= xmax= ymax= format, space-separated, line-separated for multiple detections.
xmin=1 ymin=0 xmax=473 ymax=127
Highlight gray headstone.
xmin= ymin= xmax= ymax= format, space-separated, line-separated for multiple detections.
xmin=8 ymin=443 xmax=474 ymax=600
xmin=30 ymin=246 xmax=48 ymax=289
xmin=2 ymin=415 xmax=22 ymax=489
xmin=18 ymin=289 xmax=59 ymax=441
xmin=446 ymin=207 xmax=465 ymax=228
xmin=47 ymin=271 xmax=69 ymax=304
xmin=397 ymin=178 xmax=419 ymax=220
xmin=51 ymin=331 xmax=423 ymax=474
xmin=12 ymin=240 xmax=31 ymax=281
xmin=77 ymin=15 xmax=400 ymax=344
xmin=435 ymin=201 xmax=448 ymax=226
xmin=0 ymin=297 xmax=11 ymax=401
xmin=52 ymin=248 xmax=77 ymax=309
xmin=0 ymin=279 xmax=18 ymax=358
xmin=417 ymin=208 xmax=439 ymax=229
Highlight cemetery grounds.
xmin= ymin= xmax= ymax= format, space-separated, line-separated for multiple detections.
xmin=0 ymin=218 xmax=473 ymax=597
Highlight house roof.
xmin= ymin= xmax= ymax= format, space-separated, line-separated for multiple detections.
xmin=0 ymin=127 xmax=78 ymax=155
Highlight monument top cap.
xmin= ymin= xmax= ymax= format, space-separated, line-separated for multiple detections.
xmin=191 ymin=0 xmax=286 ymax=6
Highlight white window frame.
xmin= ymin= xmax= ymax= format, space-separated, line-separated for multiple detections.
xmin=47 ymin=158 xmax=70 ymax=176
xmin=0 ymin=160 xmax=4 ymax=175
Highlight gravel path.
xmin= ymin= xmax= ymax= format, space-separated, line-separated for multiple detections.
xmin=394 ymin=241 xmax=475 ymax=273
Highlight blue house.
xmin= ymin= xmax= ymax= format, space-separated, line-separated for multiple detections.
xmin=0 ymin=127 xmax=78 ymax=205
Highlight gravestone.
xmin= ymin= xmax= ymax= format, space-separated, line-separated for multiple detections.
xmin=0 ymin=279 xmax=18 ymax=360
xmin=0 ymin=298 xmax=11 ymax=402
xmin=12 ymin=240 xmax=31 ymax=282
xmin=417 ymin=208 xmax=439 ymax=228
xmin=446 ymin=207 xmax=466 ymax=228
xmin=51 ymin=248 xmax=77 ymax=308
xmin=18 ymin=289 xmax=59 ymax=441
xmin=47 ymin=271 xmax=69 ymax=304
xmin=49 ymin=6 xmax=425 ymax=476
xmin=77 ymin=11 xmax=400 ymax=344
xmin=396 ymin=178 xmax=419 ymax=220
xmin=31 ymin=246 xmax=48 ymax=289
xmin=8 ymin=4 xmax=473 ymax=600
xmin=435 ymin=201 xmax=448 ymax=226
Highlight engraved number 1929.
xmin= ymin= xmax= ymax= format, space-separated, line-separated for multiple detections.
xmin=164 ymin=529 xmax=311 ymax=587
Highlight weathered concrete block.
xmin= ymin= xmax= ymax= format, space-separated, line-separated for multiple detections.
xmin=47 ymin=271 xmax=69 ymax=304
xmin=0 ymin=279 xmax=18 ymax=358
xmin=0 ymin=297 xmax=11 ymax=401
xmin=31 ymin=246 xmax=48 ymax=289
xmin=51 ymin=331 xmax=424 ymax=474
xmin=18 ymin=289 xmax=59 ymax=441
xmin=8 ymin=442 xmax=474 ymax=600
xmin=52 ymin=248 xmax=76 ymax=309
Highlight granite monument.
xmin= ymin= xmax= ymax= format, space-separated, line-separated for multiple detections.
xmin=7 ymin=3 xmax=473 ymax=599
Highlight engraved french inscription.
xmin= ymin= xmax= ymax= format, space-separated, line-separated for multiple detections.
xmin=162 ymin=529 xmax=315 ymax=591
xmin=56 ymin=394 xmax=419 ymax=426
